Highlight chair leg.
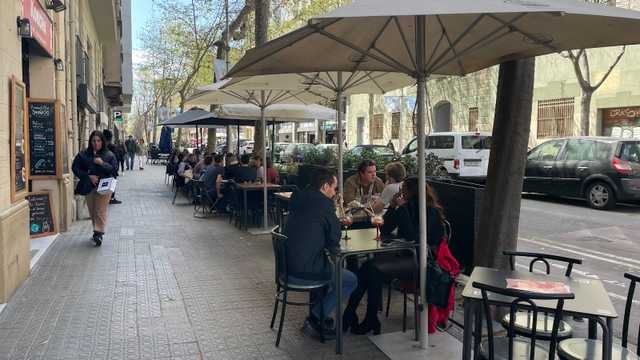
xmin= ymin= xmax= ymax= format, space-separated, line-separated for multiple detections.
xmin=386 ymin=284 xmax=392 ymax=318
xmin=414 ymin=291 xmax=419 ymax=341
xmin=319 ymin=288 xmax=325 ymax=344
xmin=402 ymin=289 xmax=407 ymax=333
xmin=270 ymin=286 xmax=280 ymax=329
xmin=276 ymin=290 xmax=287 ymax=347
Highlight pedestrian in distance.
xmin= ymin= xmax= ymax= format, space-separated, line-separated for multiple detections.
xmin=137 ymin=138 xmax=147 ymax=170
xmin=72 ymin=130 xmax=118 ymax=246
xmin=102 ymin=129 xmax=122 ymax=205
xmin=124 ymin=135 xmax=137 ymax=170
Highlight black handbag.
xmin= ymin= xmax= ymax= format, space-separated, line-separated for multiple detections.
xmin=426 ymin=249 xmax=455 ymax=308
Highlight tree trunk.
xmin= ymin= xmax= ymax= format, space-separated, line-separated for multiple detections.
xmin=253 ymin=0 xmax=270 ymax=158
xmin=580 ymin=89 xmax=593 ymax=136
xmin=475 ymin=58 xmax=536 ymax=271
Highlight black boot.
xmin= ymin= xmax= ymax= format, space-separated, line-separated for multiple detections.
xmin=352 ymin=316 xmax=381 ymax=335
xmin=342 ymin=306 xmax=360 ymax=332
xmin=92 ymin=232 xmax=103 ymax=247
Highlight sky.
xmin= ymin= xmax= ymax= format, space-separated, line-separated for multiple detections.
xmin=131 ymin=0 xmax=155 ymax=65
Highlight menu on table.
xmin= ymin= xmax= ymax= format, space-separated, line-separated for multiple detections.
xmin=506 ymin=278 xmax=571 ymax=294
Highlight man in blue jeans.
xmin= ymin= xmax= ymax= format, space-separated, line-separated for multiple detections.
xmin=124 ymin=135 xmax=137 ymax=170
xmin=285 ymin=168 xmax=357 ymax=339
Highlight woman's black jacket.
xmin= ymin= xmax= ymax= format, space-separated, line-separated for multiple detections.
xmin=72 ymin=148 xmax=118 ymax=196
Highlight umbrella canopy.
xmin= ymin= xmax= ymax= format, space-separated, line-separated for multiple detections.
xmin=224 ymin=0 xmax=640 ymax=352
xmin=227 ymin=0 xmax=640 ymax=78
xmin=160 ymin=108 xmax=223 ymax=128
xmin=216 ymin=103 xmax=336 ymax=121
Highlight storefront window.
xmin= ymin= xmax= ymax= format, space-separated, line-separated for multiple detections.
xmin=602 ymin=107 xmax=640 ymax=139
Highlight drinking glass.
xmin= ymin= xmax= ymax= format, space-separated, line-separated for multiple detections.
xmin=370 ymin=215 xmax=384 ymax=241
xmin=340 ymin=215 xmax=353 ymax=240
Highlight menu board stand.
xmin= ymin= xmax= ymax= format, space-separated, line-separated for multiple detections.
xmin=28 ymin=98 xmax=62 ymax=179
xmin=26 ymin=191 xmax=56 ymax=238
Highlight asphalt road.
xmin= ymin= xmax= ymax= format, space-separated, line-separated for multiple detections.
xmin=518 ymin=194 xmax=640 ymax=346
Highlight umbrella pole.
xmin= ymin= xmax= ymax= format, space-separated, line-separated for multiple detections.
xmin=271 ymin=121 xmax=276 ymax=163
xmin=261 ymin=91 xmax=269 ymax=231
xmin=237 ymin=125 xmax=240 ymax=154
xmin=336 ymin=72 xmax=344 ymax=195
xmin=416 ymin=15 xmax=429 ymax=350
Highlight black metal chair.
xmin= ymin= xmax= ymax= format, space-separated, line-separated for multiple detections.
xmin=557 ymin=272 xmax=639 ymax=360
xmin=501 ymin=251 xmax=582 ymax=341
xmin=473 ymin=281 xmax=574 ymax=360
xmin=192 ymin=180 xmax=219 ymax=218
xmin=270 ymin=229 xmax=330 ymax=347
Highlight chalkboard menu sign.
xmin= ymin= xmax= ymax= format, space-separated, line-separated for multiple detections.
xmin=27 ymin=192 xmax=56 ymax=238
xmin=10 ymin=77 xmax=29 ymax=203
xmin=28 ymin=99 xmax=59 ymax=178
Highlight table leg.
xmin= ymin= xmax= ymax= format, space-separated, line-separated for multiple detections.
xmin=605 ymin=317 xmax=613 ymax=360
xmin=243 ymin=189 xmax=248 ymax=231
xmin=335 ymin=255 xmax=344 ymax=354
xmin=588 ymin=319 xmax=597 ymax=339
xmin=473 ymin=303 xmax=482 ymax=360
xmin=462 ymin=299 xmax=474 ymax=360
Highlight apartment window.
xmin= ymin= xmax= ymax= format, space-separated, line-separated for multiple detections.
xmin=468 ymin=107 xmax=479 ymax=131
xmin=391 ymin=112 xmax=401 ymax=139
xmin=371 ymin=114 xmax=384 ymax=140
xmin=537 ymin=98 xmax=574 ymax=138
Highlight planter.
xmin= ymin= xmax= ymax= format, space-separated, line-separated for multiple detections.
xmin=426 ymin=177 xmax=485 ymax=275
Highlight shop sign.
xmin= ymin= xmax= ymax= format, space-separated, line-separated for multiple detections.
xmin=297 ymin=122 xmax=316 ymax=132
xmin=22 ymin=0 xmax=54 ymax=57
xmin=604 ymin=107 xmax=640 ymax=120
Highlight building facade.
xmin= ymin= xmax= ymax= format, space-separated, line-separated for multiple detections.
xmin=0 ymin=0 xmax=131 ymax=303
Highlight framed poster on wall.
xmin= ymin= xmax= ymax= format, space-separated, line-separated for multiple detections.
xmin=10 ymin=76 xmax=29 ymax=203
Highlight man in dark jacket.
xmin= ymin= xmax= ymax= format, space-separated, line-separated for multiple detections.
xmin=124 ymin=135 xmax=137 ymax=170
xmin=285 ymin=168 xmax=357 ymax=338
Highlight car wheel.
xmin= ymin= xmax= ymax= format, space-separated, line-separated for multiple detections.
xmin=586 ymin=181 xmax=616 ymax=210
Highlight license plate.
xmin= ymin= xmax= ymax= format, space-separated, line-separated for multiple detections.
xmin=464 ymin=160 xmax=481 ymax=167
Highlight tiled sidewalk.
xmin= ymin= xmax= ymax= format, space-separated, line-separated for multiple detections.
xmin=0 ymin=165 xmax=392 ymax=360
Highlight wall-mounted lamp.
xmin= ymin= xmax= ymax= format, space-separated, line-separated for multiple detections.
xmin=16 ymin=17 xmax=32 ymax=38
xmin=54 ymin=58 xmax=64 ymax=71
xmin=45 ymin=0 xmax=66 ymax=12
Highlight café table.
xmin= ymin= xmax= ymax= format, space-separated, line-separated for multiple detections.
xmin=236 ymin=182 xmax=281 ymax=230
xmin=461 ymin=266 xmax=617 ymax=360
xmin=332 ymin=228 xmax=418 ymax=354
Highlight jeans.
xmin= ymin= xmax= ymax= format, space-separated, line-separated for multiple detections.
xmin=127 ymin=152 xmax=135 ymax=170
xmin=289 ymin=270 xmax=357 ymax=321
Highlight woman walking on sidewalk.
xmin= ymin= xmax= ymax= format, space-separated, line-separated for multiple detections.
xmin=72 ymin=130 xmax=118 ymax=246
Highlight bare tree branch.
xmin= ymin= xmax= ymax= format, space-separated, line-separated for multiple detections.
xmin=593 ymin=46 xmax=626 ymax=89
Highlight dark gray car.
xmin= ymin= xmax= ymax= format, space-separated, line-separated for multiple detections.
xmin=523 ymin=137 xmax=640 ymax=209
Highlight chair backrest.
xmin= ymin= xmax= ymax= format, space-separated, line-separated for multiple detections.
xmin=443 ymin=219 xmax=452 ymax=243
xmin=503 ymin=251 xmax=582 ymax=277
xmin=271 ymin=228 xmax=288 ymax=286
xmin=622 ymin=272 xmax=640 ymax=354
xmin=472 ymin=281 xmax=575 ymax=360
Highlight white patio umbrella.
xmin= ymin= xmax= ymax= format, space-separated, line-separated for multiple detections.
xmin=223 ymin=71 xmax=416 ymax=194
xmin=186 ymin=81 xmax=330 ymax=232
xmin=225 ymin=0 xmax=640 ymax=351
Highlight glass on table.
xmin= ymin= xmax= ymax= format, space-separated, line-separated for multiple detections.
xmin=340 ymin=215 xmax=353 ymax=240
xmin=370 ymin=215 xmax=384 ymax=241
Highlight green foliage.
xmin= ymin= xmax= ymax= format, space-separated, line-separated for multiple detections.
xmin=303 ymin=147 xmax=337 ymax=167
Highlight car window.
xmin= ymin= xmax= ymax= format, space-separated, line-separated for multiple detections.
xmin=427 ymin=136 xmax=455 ymax=149
xmin=407 ymin=139 xmax=417 ymax=153
xmin=462 ymin=136 xmax=492 ymax=149
xmin=374 ymin=147 xmax=394 ymax=156
xmin=528 ymin=140 xmax=564 ymax=161
xmin=619 ymin=142 xmax=640 ymax=163
xmin=561 ymin=139 xmax=594 ymax=161
xmin=351 ymin=147 xmax=363 ymax=155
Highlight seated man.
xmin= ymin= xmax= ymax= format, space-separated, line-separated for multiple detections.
xmin=201 ymin=155 xmax=224 ymax=203
xmin=224 ymin=154 xmax=240 ymax=181
xmin=235 ymin=154 xmax=257 ymax=183
xmin=343 ymin=160 xmax=385 ymax=207
xmin=285 ymin=168 xmax=357 ymax=339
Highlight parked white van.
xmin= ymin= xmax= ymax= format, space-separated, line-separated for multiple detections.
xmin=401 ymin=132 xmax=492 ymax=179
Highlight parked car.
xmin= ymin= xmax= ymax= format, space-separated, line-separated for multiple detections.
xmin=402 ymin=132 xmax=492 ymax=179
xmin=239 ymin=141 xmax=254 ymax=155
xmin=523 ymin=137 xmax=640 ymax=210
xmin=348 ymin=145 xmax=397 ymax=162
xmin=281 ymin=143 xmax=315 ymax=163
